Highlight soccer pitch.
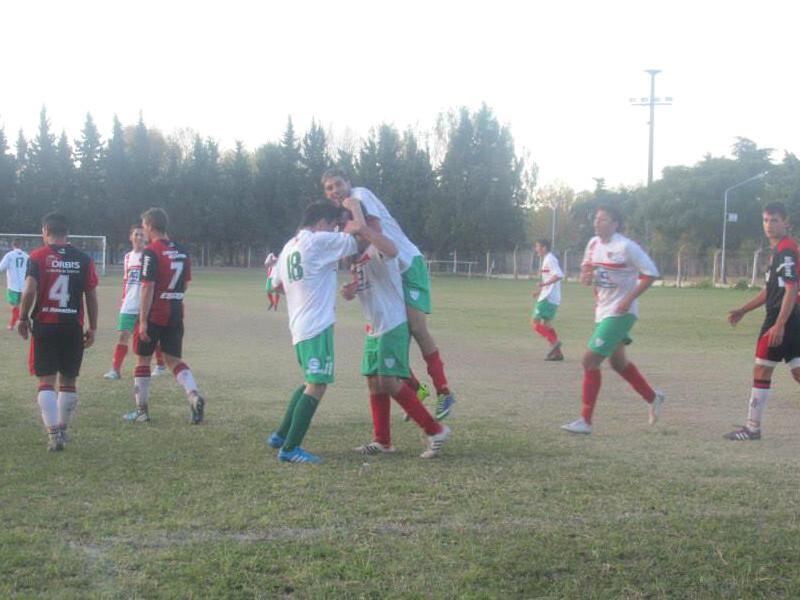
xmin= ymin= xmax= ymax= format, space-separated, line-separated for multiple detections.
xmin=2 ymin=270 xmax=799 ymax=599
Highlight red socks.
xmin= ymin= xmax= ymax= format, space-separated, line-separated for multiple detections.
xmin=424 ymin=350 xmax=449 ymax=395
xmin=370 ymin=393 xmax=392 ymax=446
xmin=581 ymin=369 xmax=602 ymax=424
xmin=10 ymin=306 xmax=20 ymax=327
xmin=112 ymin=344 xmax=128 ymax=372
xmin=620 ymin=363 xmax=656 ymax=402
xmin=392 ymin=384 xmax=441 ymax=435
xmin=533 ymin=322 xmax=558 ymax=345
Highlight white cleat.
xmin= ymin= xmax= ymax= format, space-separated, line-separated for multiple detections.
xmin=103 ymin=370 xmax=121 ymax=380
xmin=649 ymin=390 xmax=666 ymax=425
xmin=421 ymin=424 xmax=452 ymax=459
xmin=152 ymin=365 xmax=168 ymax=378
xmin=353 ymin=441 xmax=395 ymax=455
xmin=561 ymin=417 xmax=592 ymax=434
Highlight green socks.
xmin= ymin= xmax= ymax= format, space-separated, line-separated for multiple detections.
xmin=277 ymin=385 xmax=306 ymax=439
xmin=283 ymin=394 xmax=320 ymax=451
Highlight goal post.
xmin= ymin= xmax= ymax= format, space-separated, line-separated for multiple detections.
xmin=0 ymin=234 xmax=107 ymax=276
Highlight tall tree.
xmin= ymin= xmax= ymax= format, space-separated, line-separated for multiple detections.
xmin=301 ymin=119 xmax=330 ymax=200
xmin=75 ymin=113 xmax=106 ymax=233
xmin=0 ymin=127 xmax=17 ymax=229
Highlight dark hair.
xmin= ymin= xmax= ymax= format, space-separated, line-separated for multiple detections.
xmin=42 ymin=212 xmax=68 ymax=237
xmin=321 ymin=166 xmax=351 ymax=186
xmin=536 ymin=239 xmax=551 ymax=251
xmin=763 ymin=202 xmax=788 ymax=220
xmin=596 ymin=204 xmax=623 ymax=227
xmin=142 ymin=208 xmax=169 ymax=234
xmin=300 ymin=201 xmax=342 ymax=228
xmin=129 ymin=221 xmax=144 ymax=234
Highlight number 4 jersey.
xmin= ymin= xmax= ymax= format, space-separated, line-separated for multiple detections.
xmin=27 ymin=244 xmax=98 ymax=326
xmin=141 ymin=239 xmax=191 ymax=327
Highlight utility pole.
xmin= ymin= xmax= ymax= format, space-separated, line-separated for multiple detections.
xmin=630 ymin=70 xmax=672 ymax=186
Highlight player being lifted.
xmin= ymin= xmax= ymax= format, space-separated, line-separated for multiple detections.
xmin=341 ymin=199 xmax=452 ymax=458
xmin=103 ymin=223 xmax=167 ymax=379
xmin=0 ymin=239 xmax=29 ymax=330
xmin=322 ymin=168 xmax=453 ymax=420
xmin=123 ymin=208 xmax=205 ymax=424
xmin=17 ymin=212 xmax=98 ymax=451
xmin=561 ymin=206 xmax=665 ymax=434
xmin=724 ymin=202 xmax=800 ymax=440
xmin=532 ymin=239 xmax=564 ymax=361
xmin=265 ymin=201 xmax=360 ymax=463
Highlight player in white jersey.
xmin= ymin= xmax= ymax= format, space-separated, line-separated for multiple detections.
xmin=323 ymin=168 xmax=454 ymax=420
xmin=103 ymin=224 xmax=167 ymax=379
xmin=532 ymin=239 xmax=564 ymax=361
xmin=0 ymin=240 xmax=29 ymax=330
xmin=339 ymin=199 xmax=451 ymax=458
xmin=561 ymin=206 xmax=665 ymax=434
xmin=265 ymin=201 xmax=360 ymax=464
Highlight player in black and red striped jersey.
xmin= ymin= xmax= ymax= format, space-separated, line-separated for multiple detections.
xmin=123 ymin=207 xmax=205 ymax=424
xmin=17 ymin=212 xmax=99 ymax=452
xmin=725 ymin=202 xmax=800 ymax=440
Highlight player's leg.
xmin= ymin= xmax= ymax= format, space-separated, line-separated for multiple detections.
xmin=401 ymin=368 xmax=432 ymax=422
xmin=609 ymin=343 xmax=665 ymax=425
xmin=106 ymin=315 xmax=135 ymax=379
xmin=157 ymin=323 xmax=204 ymax=424
xmin=56 ymin=374 xmax=78 ymax=443
xmin=31 ymin=324 xmax=64 ymax=450
xmin=126 ymin=326 xmax=156 ymax=422
xmin=7 ymin=290 xmax=21 ymax=329
xmin=55 ymin=325 xmax=85 ymax=444
xmin=152 ymin=344 xmax=168 ymax=377
xmin=353 ymin=375 xmax=394 ymax=455
xmin=269 ymin=384 xmax=306 ymax=448
xmin=534 ymin=301 xmax=563 ymax=360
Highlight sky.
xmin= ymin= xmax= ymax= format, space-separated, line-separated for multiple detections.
xmin=3 ymin=0 xmax=799 ymax=193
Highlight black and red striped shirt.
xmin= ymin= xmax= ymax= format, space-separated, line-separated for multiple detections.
xmin=765 ymin=237 xmax=800 ymax=316
xmin=27 ymin=244 xmax=98 ymax=326
xmin=141 ymin=238 xmax=191 ymax=326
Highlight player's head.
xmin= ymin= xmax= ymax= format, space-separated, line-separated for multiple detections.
xmin=763 ymin=202 xmax=788 ymax=240
xmin=322 ymin=167 xmax=352 ymax=205
xmin=10 ymin=238 xmax=20 ymax=249
xmin=129 ymin=222 xmax=145 ymax=250
xmin=594 ymin=205 xmax=622 ymax=239
xmin=535 ymin=239 xmax=551 ymax=257
xmin=42 ymin=211 xmax=69 ymax=241
xmin=141 ymin=208 xmax=169 ymax=237
xmin=300 ymin=201 xmax=342 ymax=232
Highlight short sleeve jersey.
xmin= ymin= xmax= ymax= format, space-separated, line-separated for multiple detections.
xmin=141 ymin=239 xmax=192 ymax=327
xmin=582 ymin=233 xmax=659 ymax=322
xmin=351 ymin=187 xmax=422 ymax=274
xmin=119 ymin=250 xmax=143 ymax=315
xmin=272 ymin=229 xmax=358 ymax=345
xmin=538 ymin=252 xmax=564 ymax=304
xmin=765 ymin=237 xmax=800 ymax=316
xmin=27 ymin=244 xmax=98 ymax=326
xmin=0 ymin=248 xmax=29 ymax=292
xmin=354 ymin=245 xmax=407 ymax=337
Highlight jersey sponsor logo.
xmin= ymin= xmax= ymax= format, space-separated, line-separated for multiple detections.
xmin=306 ymin=356 xmax=333 ymax=376
xmin=159 ymin=292 xmax=185 ymax=300
xmin=46 ymin=257 xmax=82 ymax=271
xmin=594 ymin=270 xmax=617 ymax=289
xmin=41 ymin=306 xmax=78 ymax=314
xmin=162 ymin=250 xmax=187 ymax=259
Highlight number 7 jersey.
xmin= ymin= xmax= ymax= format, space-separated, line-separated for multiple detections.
xmin=141 ymin=239 xmax=191 ymax=326
xmin=27 ymin=244 xmax=98 ymax=325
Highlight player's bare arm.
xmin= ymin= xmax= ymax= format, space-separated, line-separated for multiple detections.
xmin=728 ymin=288 xmax=767 ymax=326
xmin=16 ymin=275 xmax=37 ymax=340
xmin=138 ymin=280 xmax=155 ymax=343
xmin=84 ymin=288 xmax=99 ymax=348
xmin=766 ymin=282 xmax=797 ymax=347
xmin=580 ymin=264 xmax=594 ymax=286
xmin=616 ymin=276 xmax=655 ymax=314
xmin=343 ymin=214 xmax=398 ymax=258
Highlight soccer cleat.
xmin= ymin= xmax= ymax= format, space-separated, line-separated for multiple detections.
xmin=546 ymin=340 xmax=563 ymax=360
xmin=152 ymin=365 xmax=168 ymax=378
xmin=278 ymin=447 xmax=322 ymax=463
xmin=103 ymin=370 xmax=121 ymax=380
xmin=435 ymin=392 xmax=455 ymax=421
xmin=723 ymin=426 xmax=761 ymax=441
xmin=60 ymin=425 xmax=70 ymax=443
xmin=649 ymin=390 xmax=666 ymax=425
xmin=353 ymin=441 xmax=395 ymax=455
xmin=561 ymin=417 xmax=592 ymax=434
xmin=6 ymin=324 xmax=15 ymax=331
xmin=404 ymin=382 xmax=433 ymax=422
xmin=421 ymin=424 xmax=452 ymax=458
xmin=267 ymin=431 xmax=285 ymax=449
xmin=123 ymin=409 xmax=150 ymax=423
xmin=47 ymin=430 xmax=65 ymax=452
xmin=545 ymin=351 xmax=564 ymax=362
xmin=189 ymin=393 xmax=204 ymax=424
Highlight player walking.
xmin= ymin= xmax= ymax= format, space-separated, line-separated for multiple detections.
xmin=0 ymin=240 xmax=29 ymax=330
xmin=323 ymin=168 xmax=453 ymax=420
xmin=561 ymin=206 xmax=665 ymax=434
xmin=123 ymin=208 xmax=205 ymax=424
xmin=103 ymin=223 xmax=167 ymax=379
xmin=265 ymin=201 xmax=360 ymax=463
xmin=724 ymin=202 xmax=800 ymax=440
xmin=532 ymin=239 xmax=564 ymax=361
xmin=17 ymin=212 xmax=98 ymax=451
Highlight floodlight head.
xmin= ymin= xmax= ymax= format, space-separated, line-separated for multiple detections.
xmin=645 ymin=69 xmax=662 ymax=76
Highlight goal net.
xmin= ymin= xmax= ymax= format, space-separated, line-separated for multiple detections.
xmin=0 ymin=234 xmax=107 ymax=276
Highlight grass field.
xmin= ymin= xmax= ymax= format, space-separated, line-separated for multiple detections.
xmin=2 ymin=270 xmax=800 ymax=599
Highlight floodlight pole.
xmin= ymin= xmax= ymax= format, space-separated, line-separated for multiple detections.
xmin=630 ymin=70 xmax=672 ymax=186
xmin=721 ymin=171 xmax=768 ymax=284
xmin=551 ymin=199 xmax=558 ymax=251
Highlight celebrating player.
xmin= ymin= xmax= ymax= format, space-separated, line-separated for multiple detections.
xmin=340 ymin=199 xmax=452 ymax=458
xmin=532 ymin=239 xmax=564 ymax=361
xmin=322 ymin=168 xmax=453 ymax=420
xmin=104 ymin=223 xmax=167 ymax=379
xmin=17 ymin=212 xmax=98 ymax=451
xmin=265 ymin=252 xmax=280 ymax=311
xmin=0 ymin=239 xmax=29 ymax=330
xmin=561 ymin=206 xmax=665 ymax=434
xmin=265 ymin=201 xmax=359 ymax=463
xmin=123 ymin=208 xmax=205 ymax=424
xmin=724 ymin=202 xmax=800 ymax=440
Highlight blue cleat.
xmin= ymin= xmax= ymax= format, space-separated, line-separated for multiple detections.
xmin=267 ymin=431 xmax=285 ymax=448
xmin=435 ymin=392 xmax=455 ymax=421
xmin=123 ymin=409 xmax=150 ymax=423
xmin=278 ymin=447 xmax=322 ymax=464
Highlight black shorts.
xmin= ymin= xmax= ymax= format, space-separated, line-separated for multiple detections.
xmin=756 ymin=311 xmax=800 ymax=365
xmin=29 ymin=323 xmax=84 ymax=378
xmin=136 ymin=321 xmax=183 ymax=358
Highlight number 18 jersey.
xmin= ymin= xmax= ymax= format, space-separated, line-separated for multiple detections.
xmin=141 ymin=239 xmax=191 ymax=327
xmin=27 ymin=244 xmax=98 ymax=326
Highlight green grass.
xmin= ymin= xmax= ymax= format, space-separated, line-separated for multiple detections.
xmin=1 ymin=271 xmax=799 ymax=599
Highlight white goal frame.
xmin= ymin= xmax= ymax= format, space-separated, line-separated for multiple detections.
xmin=0 ymin=233 xmax=107 ymax=276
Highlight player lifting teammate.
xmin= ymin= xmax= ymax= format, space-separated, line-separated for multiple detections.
xmin=0 ymin=239 xmax=29 ymax=330
xmin=724 ymin=202 xmax=800 ymax=440
xmin=17 ymin=212 xmax=99 ymax=451
xmin=532 ymin=239 xmax=564 ymax=361
xmin=122 ymin=208 xmax=205 ymax=424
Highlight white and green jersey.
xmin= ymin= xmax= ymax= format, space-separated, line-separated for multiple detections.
xmin=119 ymin=250 xmax=143 ymax=315
xmin=582 ymin=233 xmax=659 ymax=322
xmin=354 ymin=244 xmax=407 ymax=337
xmin=272 ymin=229 xmax=358 ymax=345
xmin=538 ymin=252 xmax=564 ymax=305
xmin=0 ymin=248 xmax=29 ymax=292
xmin=351 ymin=187 xmax=422 ymax=274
